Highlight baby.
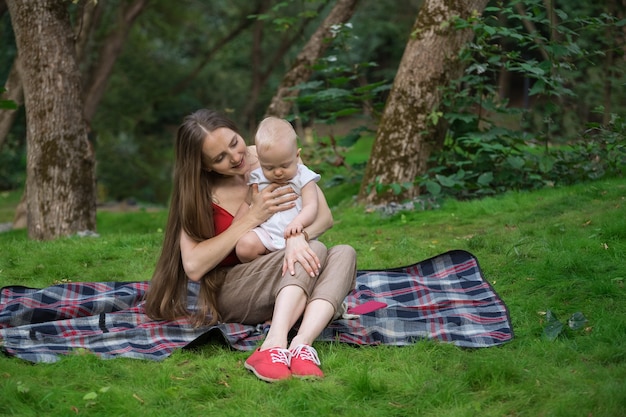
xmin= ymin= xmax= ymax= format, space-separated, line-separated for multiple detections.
xmin=235 ymin=117 xmax=320 ymax=263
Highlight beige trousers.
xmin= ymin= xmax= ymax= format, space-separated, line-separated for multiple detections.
xmin=216 ymin=241 xmax=356 ymax=325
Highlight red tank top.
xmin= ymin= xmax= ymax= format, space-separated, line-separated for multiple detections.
xmin=212 ymin=203 xmax=241 ymax=267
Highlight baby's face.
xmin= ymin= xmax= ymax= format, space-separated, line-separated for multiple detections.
xmin=258 ymin=144 xmax=299 ymax=184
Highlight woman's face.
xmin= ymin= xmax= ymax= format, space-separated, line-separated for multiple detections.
xmin=202 ymin=127 xmax=250 ymax=176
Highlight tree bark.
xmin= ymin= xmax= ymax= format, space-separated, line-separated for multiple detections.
xmin=358 ymin=0 xmax=489 ymax=206
xmin=7 ymin=0 xmax=97 ymax=240
xmin=264 ymin=0 xmax=360 ymax=118
xmin=1 ymin=0 xmax=99 ymax=155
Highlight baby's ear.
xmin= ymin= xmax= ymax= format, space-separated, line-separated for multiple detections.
xmin=297 ymin=148 xmax=302 ymax=158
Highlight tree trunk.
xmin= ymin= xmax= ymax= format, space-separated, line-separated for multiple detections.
xmin=264 ymin=0 xmax=360 ymax=118
xmin=603 ymin=0 xmax=625 ymax=125
xmin=7 ymin=0 xmax=97 ymax=240
xmin=241 ymin=0 xmax=323 ymax=132
xmin=513 ymin=3 xmax=550 ymax=62
xmin=74 ymin=0 xmax=100 ymax=63
xmin=0 ymin=62 xmax=23 ymax=152
xmin=243 ymin=0 xmax=270 ymax=133
xmin=168 ymin=3 xmax=261 ymax=98
xmin=358 ymin=0 xmax=489 ymax=206
xmin=82 ymin=0 xmax=148 ymax=124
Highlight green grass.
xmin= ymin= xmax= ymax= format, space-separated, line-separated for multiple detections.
xmin=1 ymin=177 xmax=625 ymax=417
xmin=0 ymin=190 xmax=22 ymax=223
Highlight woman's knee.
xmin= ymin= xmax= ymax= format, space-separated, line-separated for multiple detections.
xmin=331 ymin=244 xmax=356 ymax=262
xmin=328 ymin=244 xmax=357 ymax=286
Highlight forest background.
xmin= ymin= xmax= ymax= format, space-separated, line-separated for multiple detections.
xmin=0 ymin=0 xmax=625 ymax=232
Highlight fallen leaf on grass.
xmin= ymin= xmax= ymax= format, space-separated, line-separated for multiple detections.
xmin=133 ymin=393 xmax=145 ymax=404
xmin=16 ymin=381 xmax=29 ymax=394
xmin=543 ymin=310 xmax=588 ymax=341
xmin=568 ymin=312 xmax=588 ymax=331
xmin=543 ymin=309 xmax=564 ymax=341
xmin=83 ymin=392 xmax=97 ymax=401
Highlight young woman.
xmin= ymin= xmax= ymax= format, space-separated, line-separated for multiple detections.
xmin=144 ymin=109 xmax=357 ymax=382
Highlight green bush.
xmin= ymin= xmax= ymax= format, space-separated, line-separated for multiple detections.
xmin=416 ymin=1 xmax=625 ymax=201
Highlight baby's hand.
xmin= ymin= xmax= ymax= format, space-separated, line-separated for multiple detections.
xmin=284 ymin=221 xmax=304 ymax=239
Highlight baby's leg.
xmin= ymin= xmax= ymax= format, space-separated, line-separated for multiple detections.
xmin=236 ymin=230 xmax=270 ymax=263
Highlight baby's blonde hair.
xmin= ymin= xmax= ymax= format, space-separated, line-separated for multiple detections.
xmin=255 ymin=117 xmax=298 ymax=154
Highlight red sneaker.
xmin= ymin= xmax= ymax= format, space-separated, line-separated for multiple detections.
xmin=244 ymin=347 xmax=292 ymax=382
xmin=289 ymin=345 xmax=324 ymax=379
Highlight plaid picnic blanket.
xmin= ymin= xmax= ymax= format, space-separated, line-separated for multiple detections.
xmin=0 ymin=250 xmax=512 ymax=363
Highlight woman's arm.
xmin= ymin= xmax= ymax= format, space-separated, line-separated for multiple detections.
xmin=293 ymin=155 xmax=333 ymax=240
xmin=303 ymin=184 xmax=333 ymax=239
xmin=181 ymin=184 xmax=297 ymax=281
xmin=180 ymin=214 xmax=256 ymax=282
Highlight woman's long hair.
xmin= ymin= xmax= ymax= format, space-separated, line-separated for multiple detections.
xmin=144 ymin=109 xmax=240 ymax=326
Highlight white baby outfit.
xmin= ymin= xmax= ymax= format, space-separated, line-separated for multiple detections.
xmin=248 ymin=164 xmax=321 ymax=251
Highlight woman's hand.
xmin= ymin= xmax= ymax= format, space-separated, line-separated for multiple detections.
xmin=282 ymin=233 xmax=321 ymax=277
xmin=247 ymin=183 xmax=298 ymax=223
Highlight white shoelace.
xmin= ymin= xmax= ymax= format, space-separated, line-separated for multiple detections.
xmin=290 ymin=345 xmax=321 ymax=365
xmin=269 ymin=348 xmax=292 ymax=366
